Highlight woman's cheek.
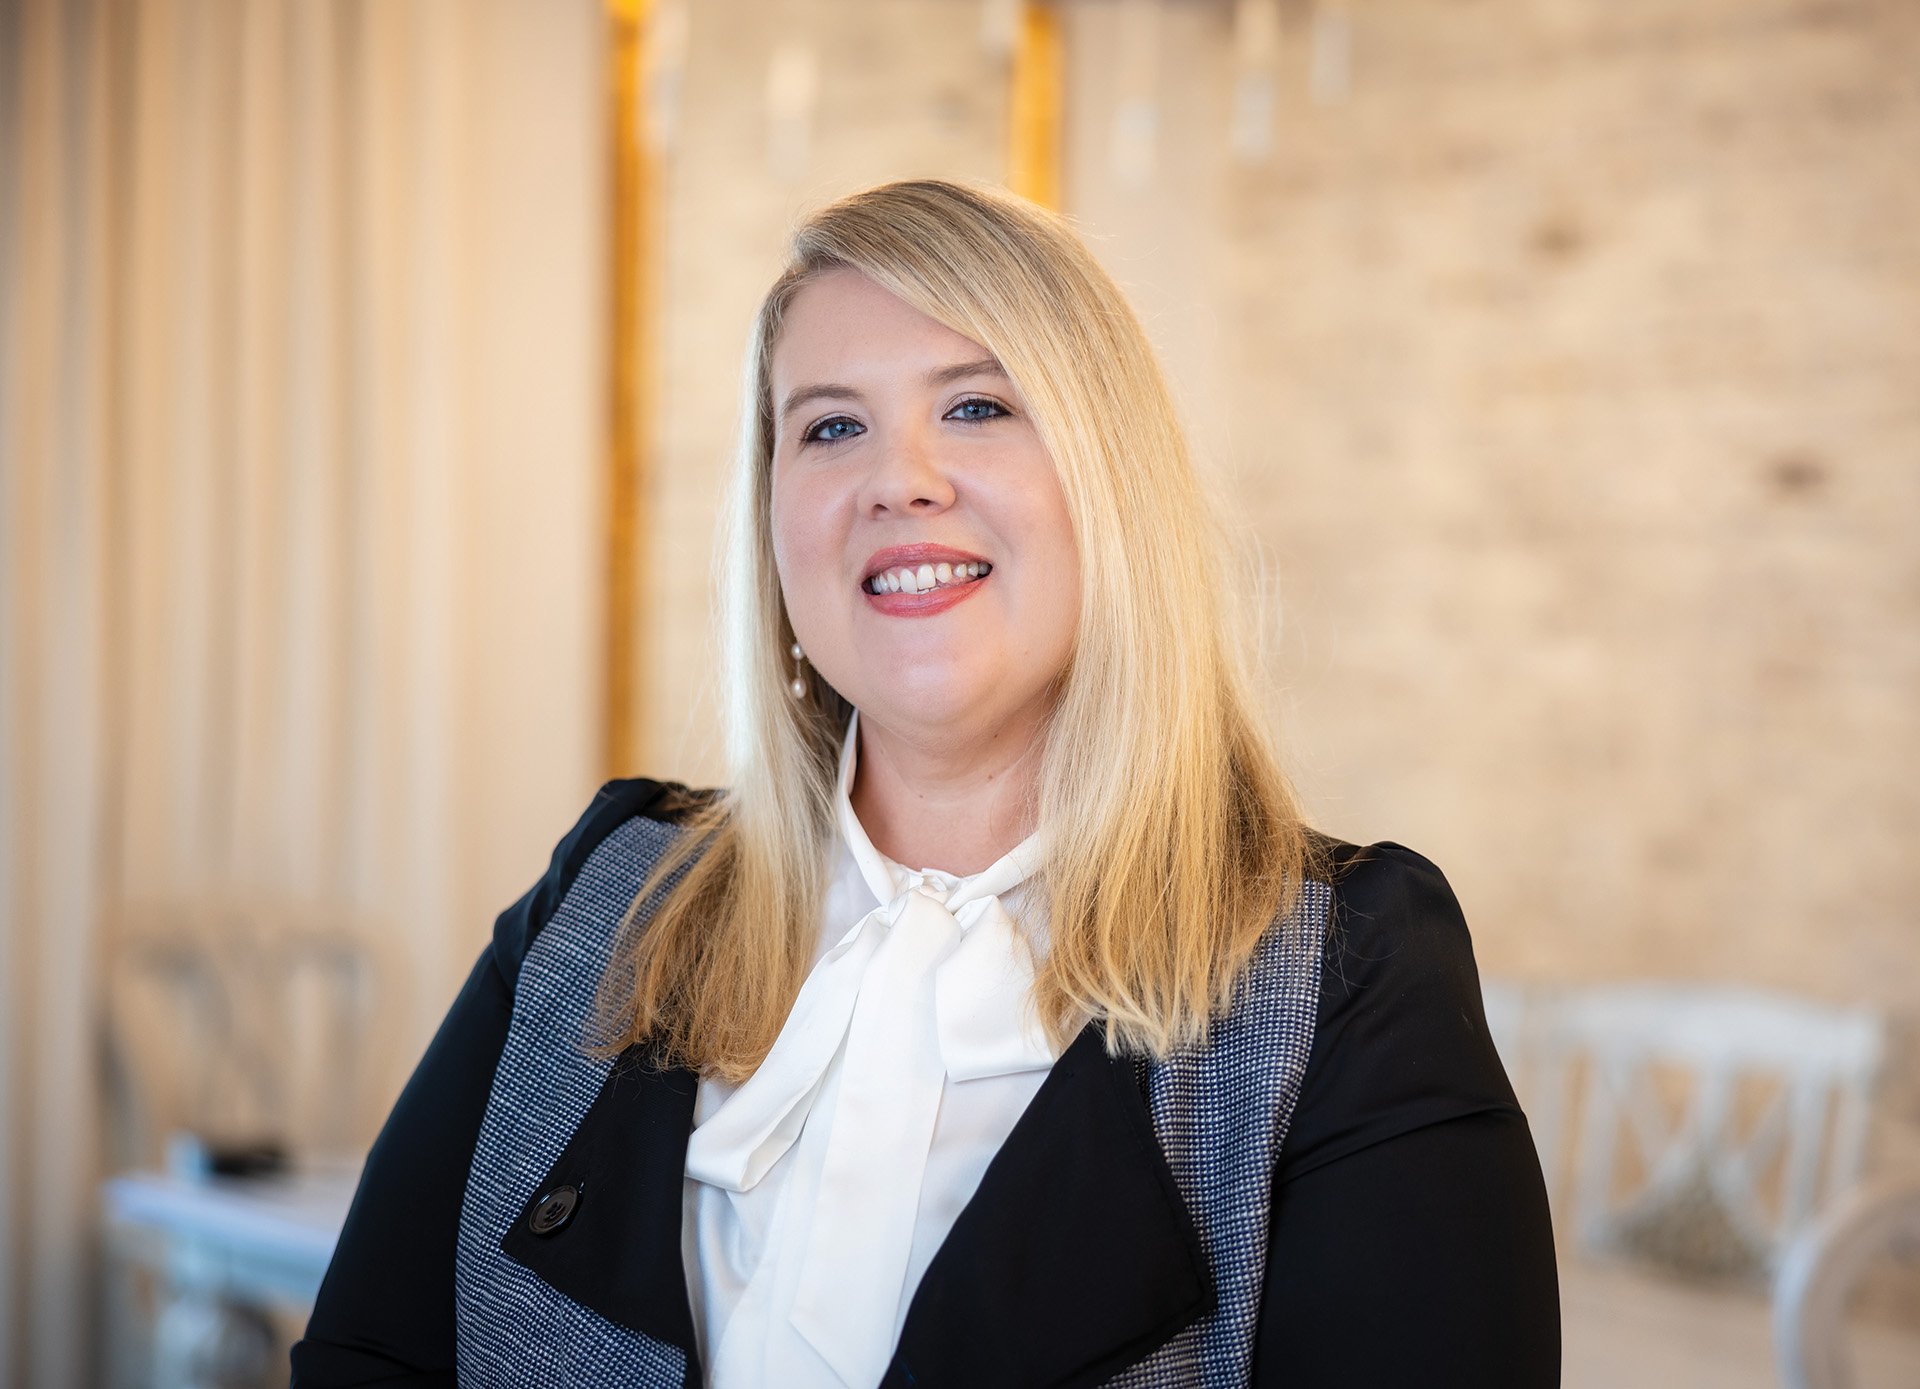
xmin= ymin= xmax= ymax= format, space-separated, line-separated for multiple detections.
xmin=777 ymin=496 xmax=848 ymax=647
xmin=769 ymin=484 xmax=823 ymax=581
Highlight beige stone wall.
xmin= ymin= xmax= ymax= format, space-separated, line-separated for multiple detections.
xmin=642 ymin=0 xmax=1919 ymax=1177
xmin=1061 ymin=0 xmax=1920 ymax=998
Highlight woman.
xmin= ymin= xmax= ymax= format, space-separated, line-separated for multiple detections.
xmin=292 ymin=178 xmax=1558 ymax=1387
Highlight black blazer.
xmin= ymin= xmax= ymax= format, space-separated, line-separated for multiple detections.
xmin=292 ymin=779 xmax=1559 ymax=1387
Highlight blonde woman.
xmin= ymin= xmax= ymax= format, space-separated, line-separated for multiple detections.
xmin=294 ymin=178 xmax=1558 ymax=1388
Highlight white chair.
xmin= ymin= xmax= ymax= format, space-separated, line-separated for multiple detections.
xmin=100 ymin=902 xmax=395 ymax=1389
xmin=1481 ymin=978 xmax=1885 ymax=1282
xmin=1773 ymin=1177 xmax=1920 ymax=1389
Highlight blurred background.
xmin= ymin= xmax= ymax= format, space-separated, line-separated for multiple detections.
xmin=2 ymin=0 xmax=1916 ymax=1384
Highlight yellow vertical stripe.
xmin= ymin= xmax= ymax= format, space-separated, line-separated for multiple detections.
xmin=1008 ymin=1 xmax=1064 ymax=210
xmin=605 ymin=0 xmax=650 ymax=776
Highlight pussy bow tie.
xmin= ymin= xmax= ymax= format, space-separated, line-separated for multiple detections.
xmin=683 ymin=853 xmax=1059 ymax=1387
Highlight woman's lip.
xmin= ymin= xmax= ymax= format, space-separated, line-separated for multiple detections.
xmin=861 ymin=571 xmax=990 ymax=617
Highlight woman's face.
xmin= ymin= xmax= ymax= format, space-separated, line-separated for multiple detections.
xmin=768 ymin=265 xmax=1080 ymax=750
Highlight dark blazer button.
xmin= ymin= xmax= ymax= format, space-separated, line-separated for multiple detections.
xmin=529 ymin=1184 xmax=579 ymax=1236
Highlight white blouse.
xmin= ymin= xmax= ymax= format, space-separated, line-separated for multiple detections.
xmin=680 ymin=708 xmax=1061 ymax=1388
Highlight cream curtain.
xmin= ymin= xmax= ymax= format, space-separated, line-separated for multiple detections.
xmin=0 ymin=0 xmax=609 ymax=1380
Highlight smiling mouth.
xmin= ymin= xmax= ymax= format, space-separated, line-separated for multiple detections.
xmin=861 ymin=559 xmax=993 ymax=596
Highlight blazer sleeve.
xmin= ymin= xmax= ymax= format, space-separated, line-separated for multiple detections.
xmin=1252 ymin=841 xmax=1561 ymax=1386
xmin=288 ymin=778 xmax=694 ymax=1388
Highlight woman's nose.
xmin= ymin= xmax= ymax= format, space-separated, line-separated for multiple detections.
xmin=858 ymin=430 xmax=956 ymax=515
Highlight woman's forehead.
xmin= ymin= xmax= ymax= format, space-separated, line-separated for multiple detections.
xmin=774 ymin=271 xmax=982 ymax=373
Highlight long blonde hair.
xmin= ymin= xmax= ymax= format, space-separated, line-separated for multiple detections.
xmin=589 ymin=177 xmax=1325 ymax=1081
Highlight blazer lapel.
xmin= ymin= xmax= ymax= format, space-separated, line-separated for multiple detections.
xmin=499 ymin=1041 xmax=705 ymax=1382
xmin=499 ymin=1021 xmax=1208 ymax=1389
xmin=883 ymin=1023 xmax=1212 ymax=1388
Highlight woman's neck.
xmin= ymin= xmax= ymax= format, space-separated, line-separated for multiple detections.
xmin=849 ymin=704 xmax=1047 ymax=877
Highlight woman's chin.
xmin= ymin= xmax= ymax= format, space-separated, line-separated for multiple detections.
xmin=853 ymin=676 xmax=999 ymax=739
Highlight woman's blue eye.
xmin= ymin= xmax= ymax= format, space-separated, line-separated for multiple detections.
xmin=803 ymin=417 xmax=862 ymax=445
xmin=949 ymin=396 xmax=1009 ymax=424
xmin=799 ymin=397 xmax=1009 ymax=447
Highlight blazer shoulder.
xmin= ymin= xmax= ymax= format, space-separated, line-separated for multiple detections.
xmin=1278 ymin=831 xmax=1520 ymax=1180
xmin=1310 ymin=834 xmax=1478 ymax=984
xmin=489 ymin=776 xmax=723 ymax=988
xmin=1301 ymin=825 xmax=1437 ymax=884
xmin=1293 ymin=828 xmax=1494 ymax=1058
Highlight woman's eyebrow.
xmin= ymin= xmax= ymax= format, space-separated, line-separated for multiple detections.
xmin=780 ymin=357 xmax=1007 ymax=422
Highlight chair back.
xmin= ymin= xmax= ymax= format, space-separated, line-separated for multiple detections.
xmin=104 ymin=900 xmax=398 ymax=1167
xmin=1482 ymin=977 xmax=1885 ymax=1282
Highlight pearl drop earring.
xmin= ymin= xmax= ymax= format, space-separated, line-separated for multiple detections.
xmin=788 ymin=641 xmax=807 ymax=700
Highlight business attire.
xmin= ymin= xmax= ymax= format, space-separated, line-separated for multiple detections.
xmin=292 ymin=741 xmax=1559 ymax=1385
xmin=685 ymin=708 xmax=1060 ymax=1386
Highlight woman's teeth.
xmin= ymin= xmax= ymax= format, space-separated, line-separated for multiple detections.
xmin=863 ymin=560 xmax=991 ymax=595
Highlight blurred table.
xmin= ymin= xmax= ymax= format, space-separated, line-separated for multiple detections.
xmin=1562 ymin=1256 xmax=1920 ymax=1389
xmin=100 ymin=1163 xmax=358 ymax=1389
